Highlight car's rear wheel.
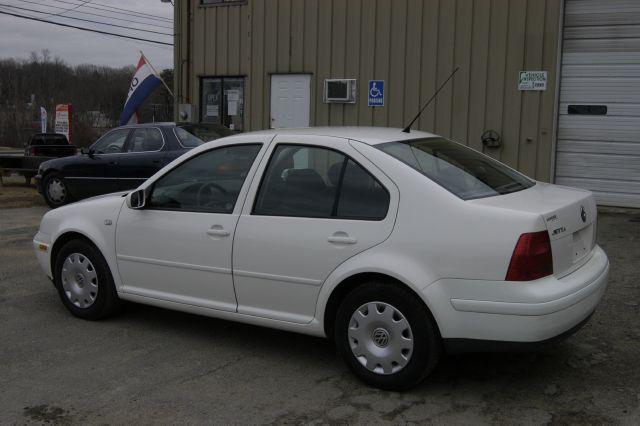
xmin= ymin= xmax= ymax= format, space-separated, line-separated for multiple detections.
xmin=53 ymin=239 xmax=121 ymax=320
xmin=43 ymin=172 xmax=72 ymax=208
xmin=334 ymin=281 xmax=442 ymax=390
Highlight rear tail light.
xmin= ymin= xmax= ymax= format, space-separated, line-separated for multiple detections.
xmin=30 ymin=147 xmax=37 ymax=155
xmin=505 ymin=231 xmax=553 ymax=281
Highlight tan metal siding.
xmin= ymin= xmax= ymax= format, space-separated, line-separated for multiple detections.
xmin=176 ymin=0 xmax=562 ymax=181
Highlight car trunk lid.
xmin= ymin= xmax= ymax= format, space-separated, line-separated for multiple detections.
xmin=471 ymin=183 xmax=597 ymax=277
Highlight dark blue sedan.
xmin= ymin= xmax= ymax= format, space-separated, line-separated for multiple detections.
xmin=36 ymin=123 xmax=233 ymax=208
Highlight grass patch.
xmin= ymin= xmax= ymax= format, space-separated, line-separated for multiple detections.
xmin=0 ymin=175 xmax=45 ymax=208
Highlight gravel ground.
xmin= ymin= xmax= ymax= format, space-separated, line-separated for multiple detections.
xmin=0 ymin=206 xmax=639 ymax=425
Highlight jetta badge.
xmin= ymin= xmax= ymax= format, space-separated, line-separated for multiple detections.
xmin=580 ymin=206 xmax=587 ymax=223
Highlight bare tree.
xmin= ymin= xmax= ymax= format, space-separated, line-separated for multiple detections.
xmin=0 ymin=53 xmax=173 ymax=148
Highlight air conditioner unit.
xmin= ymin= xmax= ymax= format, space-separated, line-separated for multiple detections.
xmin=177 ymin=104 xmax=194 ymax=122
xmin=323 ymin=79 xmax=357 ymax=103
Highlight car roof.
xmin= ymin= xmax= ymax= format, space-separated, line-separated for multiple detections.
xmin=118 ymin=122 xmax=176 ymax=129
xmin=242 ymin=126 xmax=439 ymax=145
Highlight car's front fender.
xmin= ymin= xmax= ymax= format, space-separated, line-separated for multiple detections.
xmin=36 ymin=194 xmax=126 ymax=287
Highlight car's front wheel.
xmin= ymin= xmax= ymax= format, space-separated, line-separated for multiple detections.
xmin=53 ymin=239 xmax=121 ymax=320
xmin=334 ymin=281 xmax=442 ymax=390
xmin=43 ymin=172 xmax=72 ymax=208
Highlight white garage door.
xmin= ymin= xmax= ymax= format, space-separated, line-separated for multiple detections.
xmin=556 ymin=0 xmax=640 ymax=208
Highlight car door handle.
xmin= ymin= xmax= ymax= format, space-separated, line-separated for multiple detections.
xmin=109 ymin=160 xmax=119 ymax=166
xmin=327 ymin=232 xmax=357 ymax=245
xmin=206 ymin=225 xmax=230 ymax=238
xmin=152 ymin=159 xmax=161 ymax=164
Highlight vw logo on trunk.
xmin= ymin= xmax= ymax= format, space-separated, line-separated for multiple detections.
xmin=580 ymin=206 xmax=587 ymax=223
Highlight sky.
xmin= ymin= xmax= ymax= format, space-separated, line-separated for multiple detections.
xmin=0 ymin=0 xmax=174 ymax=70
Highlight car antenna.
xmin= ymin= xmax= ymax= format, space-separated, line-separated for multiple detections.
xmin=402 ymin=66 xmax=460 ymax=133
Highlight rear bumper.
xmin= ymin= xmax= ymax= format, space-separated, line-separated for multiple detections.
xmin=443 ymin=312 xmax=594 ymax=353
xmin=424 ymin=245 xmax=609 ymax=346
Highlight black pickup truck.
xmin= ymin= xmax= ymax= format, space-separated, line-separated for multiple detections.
xmin=0 ymin=133 xmax=77 ymax=185
xmin=24 ymin=133 xmax=77 ymax=157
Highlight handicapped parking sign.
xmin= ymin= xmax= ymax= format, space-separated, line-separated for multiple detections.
xmin=368 ymin=80 xmax=384 ymax=107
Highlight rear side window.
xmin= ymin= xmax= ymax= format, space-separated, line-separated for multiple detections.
xmin=127 ymin=128 xmax=163 ymax=152
xmin=253 ymin=144 xmax=389 ymax=220
xmin=378 ymin=138 xmax=534 ymax=200
xmin=336 ymin=159 xmax=389 ymax=220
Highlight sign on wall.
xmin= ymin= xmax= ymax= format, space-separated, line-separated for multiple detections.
xmin=368 ymin=80 xmax=385 ymax=106
xmin=518 ymin=71 xmax=547 ymax=91
xmin=54 ymin=104 xmax=72 ymax=142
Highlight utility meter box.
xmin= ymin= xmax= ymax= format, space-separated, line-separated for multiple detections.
xmin=177 ymin=104 xmax=194 ymax=122
xmin=323 ymin=79 xmax=357 ymax=103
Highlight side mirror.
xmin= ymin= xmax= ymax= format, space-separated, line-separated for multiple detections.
xmin=127 ymin=189 xmax=146 ymax=210
xmin=81 ymin=147 xmax=95 ymax=157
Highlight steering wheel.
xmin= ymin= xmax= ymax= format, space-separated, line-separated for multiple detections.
xmin=196 ymin=182 xmax=228 ymax=208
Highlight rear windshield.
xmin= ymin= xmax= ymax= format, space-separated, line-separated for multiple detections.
xmin=31 ymin=135 xmax=68 ymax=145
xmin=175 ymin=124 xmax=235 ymax=148
xmin=378 ymin=138 xmax=535 ymax=200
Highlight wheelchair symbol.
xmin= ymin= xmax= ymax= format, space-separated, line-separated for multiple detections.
xmin=370 ymin=82 xmax=382 ymax=98
xmin=368 ymin=80 xmax=384 ymax=106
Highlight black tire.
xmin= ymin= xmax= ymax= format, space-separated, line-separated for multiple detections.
xmin=334 ymin=281 xmax=442 ymax=390
xmin=42 ymin=172 xmax=73 ymax=208
xmin=53 ymin=239 xmax=121 ymax=320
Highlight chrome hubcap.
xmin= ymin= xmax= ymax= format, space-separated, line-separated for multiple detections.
xmin=47 ymin=178 xmax=66 ymax=203
xmin=61 ymin=253 xmax=98 ymax=308
xmin=348 ymin=301 xmax=414 ymax=375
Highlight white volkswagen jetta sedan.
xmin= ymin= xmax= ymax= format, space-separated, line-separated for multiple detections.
xmin=33 ymin=127 xmax=609 ymax=390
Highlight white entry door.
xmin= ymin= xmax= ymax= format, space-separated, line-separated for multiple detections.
xmin=270 ymin=74 xmax=311 ymax=128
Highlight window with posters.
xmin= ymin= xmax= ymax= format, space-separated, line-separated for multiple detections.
xmin=200 ymin=77 xmax=244 ymax=132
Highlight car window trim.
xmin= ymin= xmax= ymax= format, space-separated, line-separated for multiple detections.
xmin=251 ymin=142 xmax=390 ymax=221
xmin=145 ymin=142 xmax=264 ymax=215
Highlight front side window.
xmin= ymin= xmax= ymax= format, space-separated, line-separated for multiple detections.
xmin=92 ymin=129 xmax=129 ymax=154
xmin=127 ymin=128 xmax=163 ymax=152
xmin=378 ymin=138 xmax=534 ymax=200
xmin=149 ymin=144 xmax=261 ymax=213
xmin=254 ymin=145 xmax=389 ymax=220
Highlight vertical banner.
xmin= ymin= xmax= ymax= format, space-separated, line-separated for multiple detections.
xmin=40 ymin=107 xmax=47 ymax=133
xmin=54 ymin=104 xmax=72 ymax=142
